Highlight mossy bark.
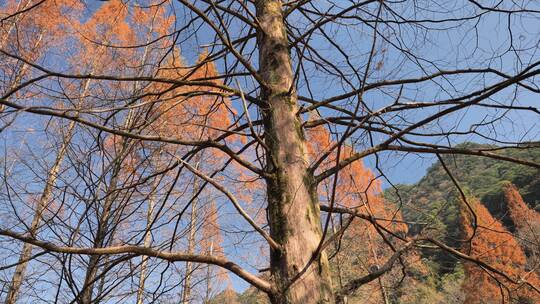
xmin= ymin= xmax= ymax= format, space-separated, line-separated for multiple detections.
xmin=256 ymin=1 xmax=334 ymax=303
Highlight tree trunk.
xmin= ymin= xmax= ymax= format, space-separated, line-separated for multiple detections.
xmin=332 ymin=221 xmax=347 ymax=304
xmin=79 ymin=164 xmax=121 ymax=304
xmin=181 ymin=159 xmax=201 ymax=304
xmin=367 ymin=228 xmax=389 ymax=304
xmin=256 ymin=1 xmax=334 ymax=303
xmin=79 ymin=32 xmax=151 ymax=299
xmin=0 ymin=0 xmax=42 ymax=113
xmin=136 ymin=177 xmax=159 ymax=304
xmin=5 ymin=121 xmax=75 ymax=304
xmin=3 ymin=32 xmax=47 ymax=304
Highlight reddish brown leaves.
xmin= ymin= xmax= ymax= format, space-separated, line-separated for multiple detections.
xmin=460 ymin=197 xmax=540 ymax=304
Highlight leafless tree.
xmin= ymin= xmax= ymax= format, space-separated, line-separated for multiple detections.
xmin=0 ymin=0 xmax=539 ymax=303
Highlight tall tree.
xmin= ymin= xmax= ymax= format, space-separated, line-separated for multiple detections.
xmin=0 ymin=1 xmax=539 ymax=303
xmin=2 ymin=1 xmax=83 ymax=302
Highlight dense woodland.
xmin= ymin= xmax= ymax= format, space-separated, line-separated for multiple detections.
xmin=0 ymin=1 xmax=539 ymax=304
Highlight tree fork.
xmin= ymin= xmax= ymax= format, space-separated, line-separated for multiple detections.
xmin=255 ymin=1 xmax=334 ymax=303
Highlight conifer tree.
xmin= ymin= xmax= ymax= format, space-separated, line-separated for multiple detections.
xmin=459 ymin=197 xmax=540 ymax=304
xmin=503 ymin=183 xmax=540 ymax=276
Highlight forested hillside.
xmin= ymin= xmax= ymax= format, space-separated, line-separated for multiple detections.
xmin=386 ymin=142 xmax=539 ymax=241
xmin=382 ymin=143 xmax=540 ymax=303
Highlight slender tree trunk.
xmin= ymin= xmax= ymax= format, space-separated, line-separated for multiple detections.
xmin=5 ymin=121 xmax=75 ymax=304
xmin=0 ymin=0 xmax=38 ymax=113
xmin=79 ymin=163 xmax=121 ymax=304
xmin=4 ymin=30 xmax=46 ymax=304
xmin=0 ymin=0 xmax=32 ymax=46
xmin=180 ymin=204 xmax=197 ymax=304
xmin=332 ymin=221 xmax=347 ymax=304
xmin=367 ymin=229 xmax=389 ymax=304
xmin=8 ymin=64 xmax=94 ymax=302
xmin=136 ymin=178 xmax=159 ymax=304
xmin=181 ymin=157 xmax=202 ymax=304
xmin=256 ymin=1 xmax=334 ymax=303
xmin=81 ymin=153 xmax=132 ymax=304
xmin=95 ymin=206 xmax=126 ymax=300
xmin=80 ymin=33 xmax=151 ymax=301
xmin=204 ymin=241 xmax=214 ymax=304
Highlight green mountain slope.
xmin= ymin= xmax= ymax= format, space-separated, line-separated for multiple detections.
xmin=386 ymin=142 xmax=539 ymax=235
xmin=385 ymin=142 xmax=539 ymax=275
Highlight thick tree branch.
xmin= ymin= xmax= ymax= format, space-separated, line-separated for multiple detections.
xmin=0 ymin=229 xmax=274 ymax=294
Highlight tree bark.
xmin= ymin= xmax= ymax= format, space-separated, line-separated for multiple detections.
xmin=256 ymin=1 xmax=334 ymax=303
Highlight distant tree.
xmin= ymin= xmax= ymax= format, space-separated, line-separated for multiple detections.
xmin=199 ymin=201 xmax=229 ymax=303
xmin=459 ymin=197 xmax=540 ymax=304
xmin=306 ymin=123 xmax=425 ymax=303
xmin=503 ymin=183 xmax=540 ymax=274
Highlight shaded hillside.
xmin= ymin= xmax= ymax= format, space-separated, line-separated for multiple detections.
xmin=386 ymin=142 xmax=540 ymax=236
xmin=384 ymin=142 xmax=540 ymax=276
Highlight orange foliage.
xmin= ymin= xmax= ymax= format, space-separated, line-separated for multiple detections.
xmin=1 ymin=0 xmax=83 ymax=100
xmin=459 ymin=197 xmax=540 ymax=304
xmin=306 ymin=122 xmax=413 ymax=303
xmin=1 ymin=0 xmax=83 ymax=46
xmin=306 ymin=122 xmax=380 ymax=206
xmin=75 ymin=0 xmax=138 ymax=73
xmin=150 ymin=50 xmax=233 ymax=143
xmin=80 ymin=0 xmax=131 ymax=43
xmin=503 ymin=183 xmax=540 ymax=244
xmin=306 ymin=121 xmax=407 ymax=234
